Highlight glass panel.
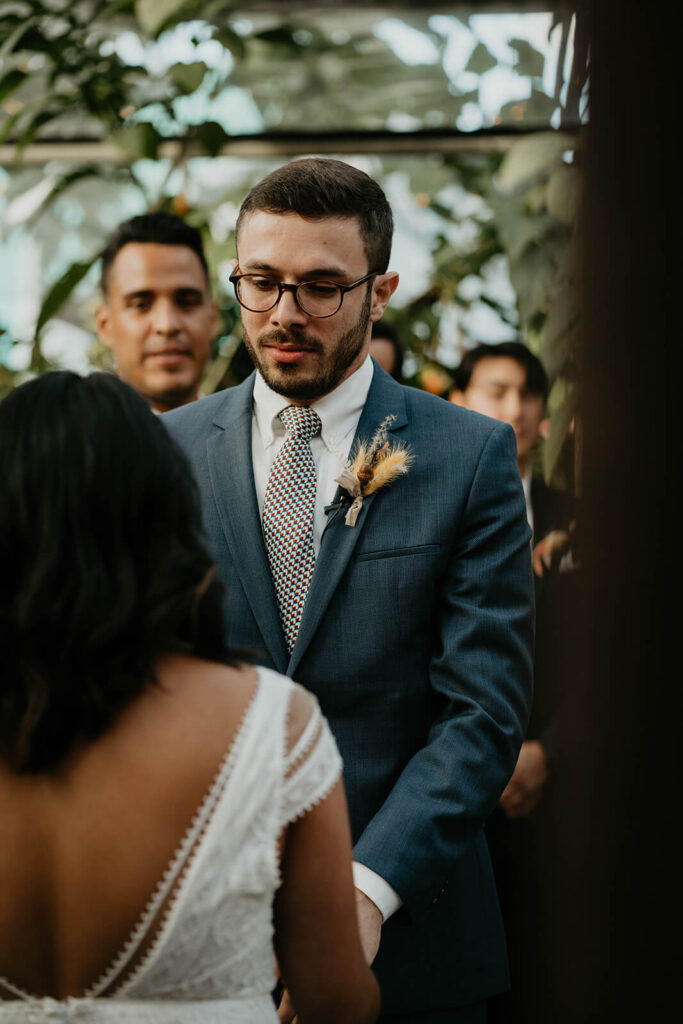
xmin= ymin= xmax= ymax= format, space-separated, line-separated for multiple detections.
xmin=0 ymin=3 xmax=587 ymax=146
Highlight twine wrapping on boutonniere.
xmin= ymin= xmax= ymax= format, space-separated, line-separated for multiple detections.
xmin=334 ymin=414 xmax=413 ymax=526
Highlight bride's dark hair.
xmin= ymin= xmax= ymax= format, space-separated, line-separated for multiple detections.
xmin=0 ymin=371 xmax=238 ymax=773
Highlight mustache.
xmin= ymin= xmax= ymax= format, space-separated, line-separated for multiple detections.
xmin=259 ymin=329 xmax=322 ymax=352
xmin=143 ymin=341 xmax=193 ymax=356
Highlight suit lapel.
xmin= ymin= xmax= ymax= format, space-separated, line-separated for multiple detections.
xmin=287 ymin=369 xmax=408 ymax=677
xmin=206 ymin=375 xmax=288 ymax=672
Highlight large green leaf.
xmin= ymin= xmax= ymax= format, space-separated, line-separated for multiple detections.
xmin=465 ymin=42 xmax=497 ymax=75
xmin=135 ymin=0 xmax=192 ymax=38
xmin=509 ymin=38 xmax=545 ymax=78
xmin=0 ymin=91 xmax=56 ymax=145
xmin=0 ymin=68 xmax=27 ymax=104
xmin=493 ymin=203 xmax=559 ymax=264
xmin=212 ymin=26 xmax=247 ymax=62
xmin=194 ymin=120 xmax=229 ymax=156
xmin=107 ymin=122 xmax=162 ymax=159
xmin=543 ymin=382 xmax=579 ymax=482
xmin=0 ymin=15 xmax=41 ymax=61
xmin=99 ymin=0 xmax=138 ymax=18
xmin=170 ymin=62 xmax=207 ymax=94
xmin=539 ymin=286 xmax=580 ymax=383
xmin=546 ymin=163 xmax=583 ymax=226
xmin=34 ymin=258 xmax=99 ymax=342
xmin=497 ymin=132 xmax=572 ymax=195
xmin=508 ymin=240 xmax=558 ymax=327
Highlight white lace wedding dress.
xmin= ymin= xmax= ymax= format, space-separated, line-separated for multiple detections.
xmin=0 ymin=667 xmax=342 ymax=1023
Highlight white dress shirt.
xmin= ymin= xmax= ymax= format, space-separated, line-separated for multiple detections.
xmin=521 ymin=465 xmax=534 ymax=535
xmin=251 ymin=355 xmax=402 ymax=922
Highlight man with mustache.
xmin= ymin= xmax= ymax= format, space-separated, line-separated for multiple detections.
xmin=163 ymin=158 xmax=534 ymax=1023
xmin=96 ymin=212 xmax=217 ymax=412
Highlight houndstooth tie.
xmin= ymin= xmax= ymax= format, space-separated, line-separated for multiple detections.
xmin=262 ymin=405 xmax=321 ymax=652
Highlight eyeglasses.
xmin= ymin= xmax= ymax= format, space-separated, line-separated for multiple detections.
xmin=229 ymin=270 xmax=378 ymax=318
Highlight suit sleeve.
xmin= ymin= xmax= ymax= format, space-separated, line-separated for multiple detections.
xmin=353 ymin=420 xmax=534 ymax=921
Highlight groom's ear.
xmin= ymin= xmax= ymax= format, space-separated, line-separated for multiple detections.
xmin=370 ymin=272 xmax=399 ymax=322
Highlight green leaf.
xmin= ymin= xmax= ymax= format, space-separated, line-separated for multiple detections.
xmin=540 ymin=286 xmax=580 ymax=383
xmin=254 ymin=27 xmax=301 ymax=47
xmin=493 ymin=204 xmax=558 ymax=263
xmin=544 ymin=382 xmax=579 ymax=482
xmin=34 ymin=259 xmax=98 ymax=342
xmin=99 ymin=0 xmax=138 ymax=18
xmin=523 ymin=88 xmax=559 ymax=123
xmin=509 ymin=39 xmax=545 ymax=78
xmin=213 ymin=26 xmax=247 ymax=62
xmin=0 ymin=15 xmax=41 ymax=61
xmin=107 ymin=122 xmax=161 ymax=159
xmin=508 ymin=242 xmax=557 ymax=327
xmin=194 ymin=120 xmax=229 ymax=156
xmin=465 ymin=42 xmax=497 ymax=75
xmin=134 ymin=0 xmax=190 ymax=38
xmin=546 ymin=164 xmax=582 ymax=226
xmin=170 ymin=61 xmax=207 ymax=94
xmin=0 ymin=68 xmax=27 ymax=104
xmin=497 ymin=132 xmax=572 ymax=194
xmin=0 ymin=91 xmax=55 ymax=145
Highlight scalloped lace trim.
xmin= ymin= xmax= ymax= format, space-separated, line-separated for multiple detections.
xmin=95 ymin=682 xmax=264 ymax=998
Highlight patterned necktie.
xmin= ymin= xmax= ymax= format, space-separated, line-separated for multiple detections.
xmin=262 ymin=405 xmax=321 ymax=653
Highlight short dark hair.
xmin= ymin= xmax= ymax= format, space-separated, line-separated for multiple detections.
xmin=0 ymin=371 xmax=237 ymax=773
xmin=370 ymin=320 xmax=404 ymax=381
xmin=453 ymin=341 xmax=549 ymax=401
xmin=100 ymin=211 xmax=209 ymax=294
xmin=235 ymin=158 xmax=394 ymax=273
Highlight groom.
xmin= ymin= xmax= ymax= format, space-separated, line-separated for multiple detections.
xmin=163 ymin=158 xmax=534 ymax=1023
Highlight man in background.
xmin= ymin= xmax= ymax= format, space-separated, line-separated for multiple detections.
xmin=370 ymin=319 xmax=404 ymax=382
xmin=451 ymin=340 xmax=579 ymax=1023
xmin=96 ymin=212 xmax=217 ymax=412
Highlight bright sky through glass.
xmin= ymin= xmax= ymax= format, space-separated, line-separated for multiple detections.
xmin=100 ymin=9 xmax=578 ymax=135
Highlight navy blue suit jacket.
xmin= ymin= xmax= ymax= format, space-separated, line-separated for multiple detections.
xmin=163 ymin=363 xmax=534 ymax=1012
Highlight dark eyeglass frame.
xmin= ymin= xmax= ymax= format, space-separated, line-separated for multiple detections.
xmin=228 ymin=269 xmax=378 ymax=318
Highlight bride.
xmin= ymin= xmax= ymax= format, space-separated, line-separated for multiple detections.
xmin=0 ymin=371 xmax=379 ymax=1024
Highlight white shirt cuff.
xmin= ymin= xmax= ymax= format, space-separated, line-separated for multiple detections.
xmin=352 ymin=861 xmax=403 ymax=922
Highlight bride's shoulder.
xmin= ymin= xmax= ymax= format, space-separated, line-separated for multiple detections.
xmin=149 ymin=654 xmax=261 ymax=733
xmin=157 ymin=656 xmax=322 ymax=758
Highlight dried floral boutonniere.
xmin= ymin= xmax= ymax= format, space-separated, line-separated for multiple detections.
xmin=334 ymin=414 xmax=413 ymax=526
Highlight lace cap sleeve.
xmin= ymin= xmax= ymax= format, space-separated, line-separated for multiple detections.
xmin=280 ymin=683 xmax=343 ymax=829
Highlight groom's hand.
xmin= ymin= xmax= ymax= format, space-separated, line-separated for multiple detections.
xmin=355 ymin=888 xmax=383 ymax=965
xmin=499 ymin=739 xmax=548 ymax=818
xmin=277 ymin=986 xmax=297 ymax=1023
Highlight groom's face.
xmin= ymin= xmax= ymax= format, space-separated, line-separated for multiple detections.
xmin=235 ymin=211 xmax=396 ymax=404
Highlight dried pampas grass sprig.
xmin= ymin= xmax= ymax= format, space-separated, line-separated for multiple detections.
xmin=334 ymin=414 xmax=413 ymax=526
xmin=362 ymin=443 xmax=413 ymax=495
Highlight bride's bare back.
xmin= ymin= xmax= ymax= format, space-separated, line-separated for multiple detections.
xmin=0 ymin=655 xmax=259 ymax=998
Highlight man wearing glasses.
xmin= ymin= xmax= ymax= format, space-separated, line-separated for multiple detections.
xmin=163 ymin=157 xmax=534 ymax=1024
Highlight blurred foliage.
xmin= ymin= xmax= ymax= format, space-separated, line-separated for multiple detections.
xmin=380 ymin=131 xmax=582 ymax=484
xmin=0 ymin=1 xmax=586 ymax=484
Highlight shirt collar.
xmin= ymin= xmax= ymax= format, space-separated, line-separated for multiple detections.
xmin=252 ymin=355 xmax=374 ymax=452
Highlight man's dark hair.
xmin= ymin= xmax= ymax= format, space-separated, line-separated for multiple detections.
xmin=235 ymin=157 xmax=394 ymax=273
xmin=454 ymin=340 xmax=549 ymax=401
xmin=100 ymin=211 xmax=209 ymax=294
xmin=371 ymin=320 xmax=404 ymax=381
xmin=0 ymin=371 xmax=238 ymax=774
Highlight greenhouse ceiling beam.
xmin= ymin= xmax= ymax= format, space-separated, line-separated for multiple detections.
xmin=0 ymin=127 xmax=579 ymax=166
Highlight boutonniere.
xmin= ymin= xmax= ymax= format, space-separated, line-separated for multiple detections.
xmin=334 ymin=414 xmax=413 ymax=526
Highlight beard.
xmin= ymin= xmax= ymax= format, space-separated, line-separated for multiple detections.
xmin=242 ymin=286 xmax=372 ymax=402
